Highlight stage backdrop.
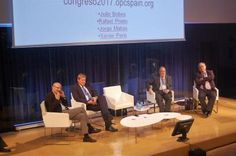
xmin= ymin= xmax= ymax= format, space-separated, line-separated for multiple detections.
xmin=0 ymin=24 xmax=236 ymax=132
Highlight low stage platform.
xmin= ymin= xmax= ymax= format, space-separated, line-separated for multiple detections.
xmin=1 ymin=97 xmax=236 ymax=156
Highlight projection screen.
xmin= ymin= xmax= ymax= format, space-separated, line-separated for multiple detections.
xmin=12 ymin=0 xmax=184 ymax=48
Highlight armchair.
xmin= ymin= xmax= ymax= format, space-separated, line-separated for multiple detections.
xmin=146 ymin=90 xmax=175 ymax=112
xmin=193 ymin=81 xmax=219 ymax=113
xmin=103 ymin=85 xmax=134 ymax=116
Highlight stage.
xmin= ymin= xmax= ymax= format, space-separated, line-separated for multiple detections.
xmin=1 ymin=97 xmax=236 ymax=156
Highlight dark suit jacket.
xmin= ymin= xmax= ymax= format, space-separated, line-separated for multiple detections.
xmin=44 ymin=91 xmax=68 ymax=112
xmin=71 ymin=83 xmax=98 ymax=105
xmin=195 ymin=70 xmax=216 ymax=90
xmin=147 ymin=73 xmax=172 ymax=93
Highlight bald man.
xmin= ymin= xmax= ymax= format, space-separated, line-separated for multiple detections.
xmin=195 ymin=62 xmax=216 ymax=117
xmin=147 ymin=66 xmax=173 ymax=112
xmin=44 ymin=82 xmax=101 ymax=142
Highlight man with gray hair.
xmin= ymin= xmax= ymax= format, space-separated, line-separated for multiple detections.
xmin=195 ymin=62 xmax=217 ymax=117
xmin=44 ymin=82 xmax=101 ymax=142
xmin=71 ymin=73 xmax=118 ymax=132
xmin=147 ymin=66 xmax=173 ymax=112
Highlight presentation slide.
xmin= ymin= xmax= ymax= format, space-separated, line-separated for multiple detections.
xmin=12 ymin=0 xmax=184 ymax=47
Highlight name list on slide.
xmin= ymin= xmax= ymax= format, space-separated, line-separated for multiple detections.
xmin=97 ymin=12 xmax=128 ymax=40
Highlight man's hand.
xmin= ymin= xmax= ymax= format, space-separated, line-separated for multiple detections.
xmin=58 ymin=90 xmax=65 ymax=98
xmin=88 ymin=100 xmax=97 ymax=105
xmin=55 ymin=92 xmax=61 ymax=100
xmin=54 ymin=90 xmax=65 ymax=101
xmin=92 ymin=97 xmax=98 ymax=103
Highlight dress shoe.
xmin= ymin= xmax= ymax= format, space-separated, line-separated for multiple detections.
xmin=105 ymin=126 xmax=118 ymax=132
xmin=89 ymin=127 xmax=101 ymax=134
xmin=203 ymin=111 xmax=209 ymax=118
xmin=207 ymin=111 xmax=211 ymax=117
xmin=83 ymin=136 xmax=97 ymax=143
xmin=0 ymin=148 xmax=11 ymax=153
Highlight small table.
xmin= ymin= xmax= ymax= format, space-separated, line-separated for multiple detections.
xmin=156 ymin=112 xmax=181 ymax=120
xmin=120 ymin=112 xmax=182 ymax=143
xmin=176 ymin=115 xmax=192 ymax=121
xmin=120 ymin=114 xmax=163 ymax=143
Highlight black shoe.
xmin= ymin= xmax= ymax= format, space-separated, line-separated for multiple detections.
xmin=89 ymin=127 xmax=101 ymax=134
xmin=203 ymin=111 xmax=209 ymax=118
xmin=207 ymin=111 xmax=212 ymax=117
xmin=105 ymin=126 xmax=118 ymax=132
xmin=0 ymin=148 xmax=11 ymax=153
xmin=83 ymin=136 xmax=97 ymax=143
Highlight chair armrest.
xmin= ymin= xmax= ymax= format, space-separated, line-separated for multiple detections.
xmin=43 ymin=112 xmax=71 ymax=127
xmin=193 ymin=86 xmax=199 ymax=101
xmin=121 ymin=92 xmax=134 ymax=105
xmin=171 ymin=90 xmax=175 ymax=103
xmin=146 ymin=91 xmax=156 ymax=103
xmin=104 ymin=95 xmax=118 ymax=105
xmin=71 ymin=99 xmax=87 ymax=110
xmin=215 ymin=87 xmax=219 ymax=101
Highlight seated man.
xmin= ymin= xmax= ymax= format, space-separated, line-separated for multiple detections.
xmin=71 ymin=73 xmax=118 ymax=132
xmin=45 ymin=82 xmax=101 ymax=143
xmin=147 ymin=66 xmax=172 ymax=112
xmin=195 ymin=62 xmax=216 ymax=117
xmin=0 ymin=136 xmax=11 ymax=153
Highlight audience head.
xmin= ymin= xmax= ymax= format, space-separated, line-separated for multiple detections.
xmin=77 ymin=73 xmax=87 ymax=86
xmin=52 ymin=82 xmax=62 ymax=94
xmin=198 ymin=62 xmax=206 ymax=73
xmin=159 ymin=66 xmax=166 ymax=78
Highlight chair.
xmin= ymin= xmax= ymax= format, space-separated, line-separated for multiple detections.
xmin=70 ymin=93 xmax=102 ymax=119
xmin=146 ymin=90 xmax=175 ymax=112
xmin=40 ymin=101 xmax=72 ymax=136
xmin=193 ymin=81 xmax=219 ymax=113
xmin=103 ymin=85 xmax=134 ymax=116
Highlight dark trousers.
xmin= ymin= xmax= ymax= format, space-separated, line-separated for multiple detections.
xmin=199 ymin=89 xmax=216 ymax=114
xmin=86 ymin=95 xmax=112 ymax=128
xmin=156 ymin=91 xmax=172 ymax=112
xmin=0 ymin=137 xmax=8 ymax=149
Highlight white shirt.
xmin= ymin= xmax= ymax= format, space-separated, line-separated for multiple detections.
xmin=159 ymin=77 xmax=167 ymax=90
xmin=80 ymin=85 xmax=92 ymax=101
xmin=203 ymin=72 xmax=211 ymax=90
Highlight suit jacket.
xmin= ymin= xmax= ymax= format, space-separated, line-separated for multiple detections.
xmin=147 ymin=73 xmax=172 ymax=93
xmin=44 ymin=91 xmax=68 ymax=112
xmin=71 ymin=83 xmax=98 ymax=104
xmin=195 ymin=70 xmax=216 ymax=90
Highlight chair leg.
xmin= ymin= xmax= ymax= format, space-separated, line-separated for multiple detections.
xmin=194 ymin=100 xmax=199 ymax=113
xmin=213 ymin=100 xmax=219 ymax=113
xmin=44 ymin=127 xmax=46 ymax=137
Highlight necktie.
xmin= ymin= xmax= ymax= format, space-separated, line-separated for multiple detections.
xmin=82 ymin=86 xmax=92 ymax=100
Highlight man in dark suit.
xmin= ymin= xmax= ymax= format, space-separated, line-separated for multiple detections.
xmin=147 ymin=66 xmax=172 ymax=112
xmin=195 ymin=62 xmax=216 ymax=117
xmin=71 ymin=73 xmax=118 ymax=132
xmin=0 ymin=136 xmax=10 ymax=152
xmin=45 ymin=82 xmax=100 ymax=142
